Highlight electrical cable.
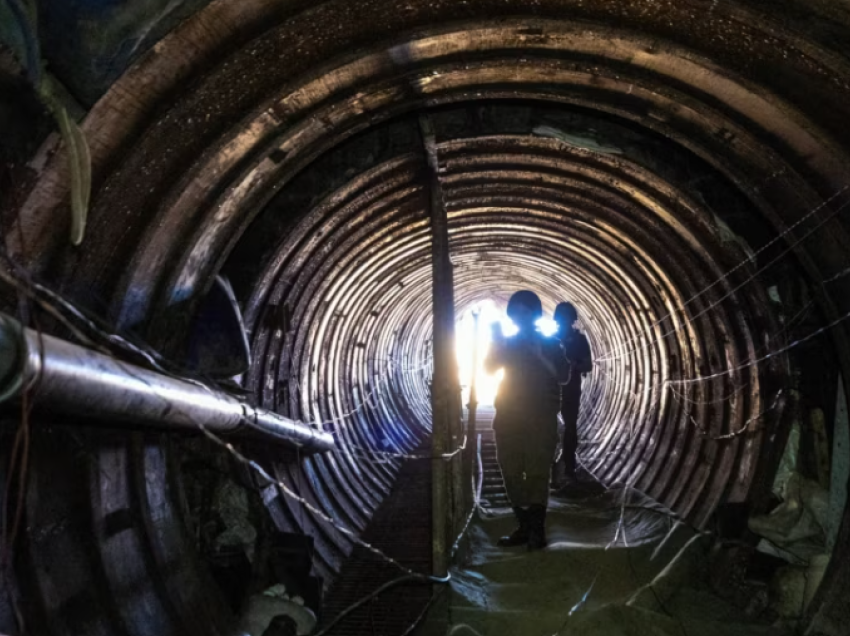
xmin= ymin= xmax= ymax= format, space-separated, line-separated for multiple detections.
xmin=598 ymin=185 xmax=850 ymax=362
xmin=397 ymin=585 xmax=448 ymax=636
xmin=2 ymin=171 xmax=849 ymax=636
xmin=599 ymin=193 xmax=850 ymax=365
xmin=451 ymin=434 xmax=483 ymax=558
xmin=311 ymin=431 xmax=481 ymax=635
xmin=666 ymin=306 xmax=850 ymax=386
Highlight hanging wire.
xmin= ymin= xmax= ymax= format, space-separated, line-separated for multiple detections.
xmin=193 ymin=421 xmax=451 ymax=581
xmin=295 ymin=435 xmax=483 ymax=636
xmin=1 ymin=173 xmax=849 ymax=636
xmin=295 ymin=366 xmax=469 ymax=461
xmin=665 ymin=382 xmax=741 ymax=407
xmin=666 ymin=306 xmax=850 ymax=387
xmin=598 ymin=185 xmax=850 ymax=362
xmin=451 ymin=434 xmax=484 ymax=558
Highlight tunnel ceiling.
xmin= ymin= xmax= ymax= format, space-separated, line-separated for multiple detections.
xmin=4 ymin=1 xmax=850 ymax=635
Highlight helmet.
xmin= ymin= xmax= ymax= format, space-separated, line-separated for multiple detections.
xmin=507 ymin=290 xmax=543 ymax=320
xmin=554 ymin=302 xmax=578 ymax=326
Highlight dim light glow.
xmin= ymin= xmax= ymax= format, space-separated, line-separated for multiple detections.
xmin=456 ymin=301 xmax=559 ymax=406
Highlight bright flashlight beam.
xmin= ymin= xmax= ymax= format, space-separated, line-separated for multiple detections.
xmin=537 ymin=317 xmax=558 ymax=337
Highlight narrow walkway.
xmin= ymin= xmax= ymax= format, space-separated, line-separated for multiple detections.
xmin=318 ymin=448 xmax=432 ymax=635
xmin=319 ymin=407 xmax=788 ymax=636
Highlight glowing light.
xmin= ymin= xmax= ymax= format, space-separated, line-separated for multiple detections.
xmin=455 ymin=301 xmax=560 ymax=406
xmin=499 ymin=317 xmax=518 ymax=337
xmin=536 ymin=316 xmax=558 ymax=337
xmin=455 ymin=300 xmax=503 ymax=406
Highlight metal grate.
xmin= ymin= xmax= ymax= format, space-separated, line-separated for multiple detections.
xmin=318 ymin=449 xmax=433 ymax=635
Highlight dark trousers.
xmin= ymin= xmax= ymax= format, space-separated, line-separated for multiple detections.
xmin=494 ymin=409 xmax=558 ymax=507
xmin=560 ymin=396 xmax=580 ymax=478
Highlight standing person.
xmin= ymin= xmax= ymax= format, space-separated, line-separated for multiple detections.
xmin=553 ymin=302 xmax=592 ymax=485
xmin=484 ymin=290 xmax=571 ymax=550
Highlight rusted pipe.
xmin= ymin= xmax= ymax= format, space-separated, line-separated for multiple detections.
xmin=0 ymin=313 xmax=334 ymax=452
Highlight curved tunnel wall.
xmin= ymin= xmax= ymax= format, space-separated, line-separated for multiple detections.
xmin=235 ymin=122 xmax=784 ymax=532
xmin=4 ymin=1 xmax=850 ymax=634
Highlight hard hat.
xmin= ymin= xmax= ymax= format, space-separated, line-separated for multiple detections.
xmin=507 ymin=290 xmax=543 ymax=320
xmin=554 ymin=302 xmax=578 ymax=325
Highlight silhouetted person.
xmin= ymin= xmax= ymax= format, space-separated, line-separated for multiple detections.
xmin=484 ymin=290 xmax=571 ymax=550
xmin=554 ymin=302 xmax=592 ymax=484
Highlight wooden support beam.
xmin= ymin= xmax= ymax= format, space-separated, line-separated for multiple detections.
xmin=419 ymin=113 xmax=463 ymax=577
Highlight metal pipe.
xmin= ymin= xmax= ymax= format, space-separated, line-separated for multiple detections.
xmin=0 ymin=313 xmax=334 ymax=452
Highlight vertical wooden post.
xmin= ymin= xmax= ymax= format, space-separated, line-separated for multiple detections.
xmin=419 ymin=113 xmax=462 ymax=577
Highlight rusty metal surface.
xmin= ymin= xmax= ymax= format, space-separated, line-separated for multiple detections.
xmin=238 ymin=126 xmax=785 ymax=528
xmin=3 ymin=1 xmax=850 ymax=635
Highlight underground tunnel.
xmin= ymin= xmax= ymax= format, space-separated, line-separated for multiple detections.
xmin=1 ymin=0 xmax=850 ymax=634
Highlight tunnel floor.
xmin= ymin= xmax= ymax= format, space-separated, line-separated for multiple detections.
xmin=314 ymin=421 xmax=795 ymax=636
xmin=318 ymin=445 xmax=433 ymax=635
xmin=415 ymin=488 xmax=789 ymax=636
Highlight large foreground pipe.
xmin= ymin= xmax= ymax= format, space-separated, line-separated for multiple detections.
xmin=0 ymin=313 xmax=334 ymax=452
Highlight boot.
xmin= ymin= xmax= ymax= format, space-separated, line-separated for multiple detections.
xmin=497 ymin=507 xmax=529 ymax=547
xmin=527 ymin=504 xmax=548 ymax=551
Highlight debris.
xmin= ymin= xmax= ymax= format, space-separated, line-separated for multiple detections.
xmin=749 ymin=473 xmax=828 ymax=562
xmin=237 ymin=594 xmax=317 ymax=636
xmin=263 ymin=584 xmax=289 ymax=599
xmin=532 ymin=125 xmax=623 ymax=154
xmin=213 ymin=480 xmax=258 ymax=560
xmin=769 ymin=554 xmax=829 ymax=619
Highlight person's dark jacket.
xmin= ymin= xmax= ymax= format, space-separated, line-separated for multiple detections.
xmin=560 ymin=329 xmax=591 ymax=399
xmin=484 ymin=331 xmax=571 ymax=414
